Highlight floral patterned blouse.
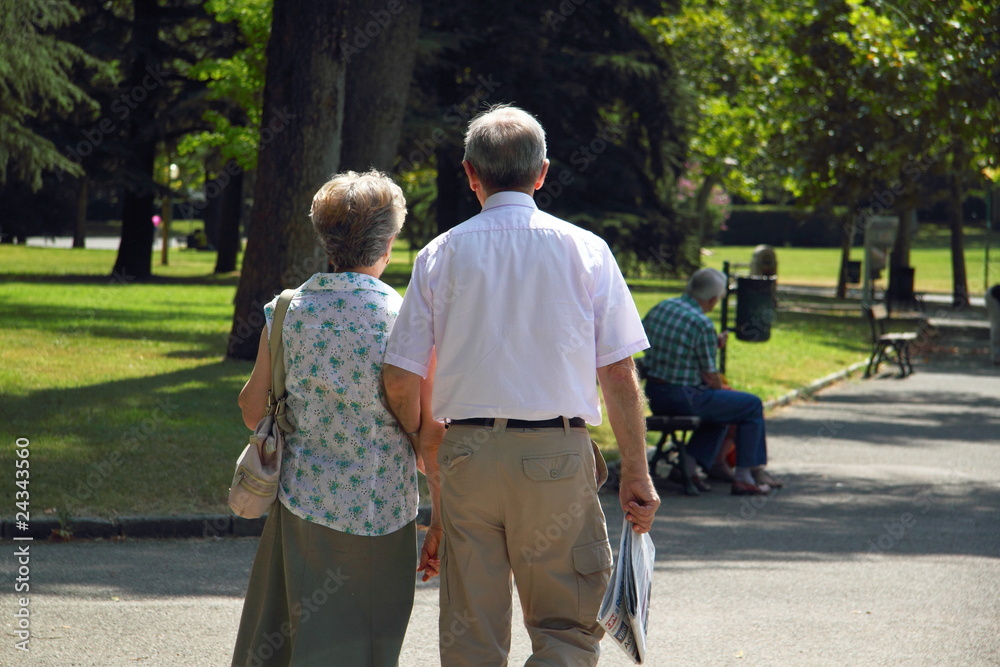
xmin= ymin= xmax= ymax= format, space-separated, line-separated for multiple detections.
xmin=264 ymin=272 xmax=417 ymax=536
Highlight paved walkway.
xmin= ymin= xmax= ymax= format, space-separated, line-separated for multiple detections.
xmin=2 ymin=357 xmax=998 ymax=666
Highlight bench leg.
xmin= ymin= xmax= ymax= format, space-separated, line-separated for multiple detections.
xmin=865 ymin=346 xmax=881 ymax=378
xmin=900 ymin=342 xmax=914 ymax=377
xmin=648 ymin=432 xmax=669 ymax=478
xmin=892 ymin=343 xmax=907 ymax=377
xmin=672 ymin=431 xmax=699 ymax=496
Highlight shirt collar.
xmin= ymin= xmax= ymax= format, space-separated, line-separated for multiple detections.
xmin=481 ymin=190 xmax=538 ymax=212
xmin=300 ymin=272 xmax=396 ymax=295
xmin=679 ymin=294 xmax=704 ymax=311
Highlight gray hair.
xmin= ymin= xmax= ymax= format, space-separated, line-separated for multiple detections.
xmin=686 ymin=268 xmax=727 ymax=302
xmin=310 ymin=170 xmax=406 ymax=271
xmin=463 ymin=104 xmax=547 ymax=192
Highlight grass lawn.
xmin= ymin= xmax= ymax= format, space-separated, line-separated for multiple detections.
xmin=2 ymin=242 xmax=879 ymax=521
xmin=704 ymin=223 xmax=993 ymax=294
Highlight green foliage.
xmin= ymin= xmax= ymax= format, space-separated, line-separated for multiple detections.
xmin=657 ymin=0 xmax=999 ymax=208
xmin=0 ymin=0 xmax=111 ymax=189
xmin=179 ymin=0 xmax=272 ymax=171
xmin=408 ymin=0 xmax=694 ymax=274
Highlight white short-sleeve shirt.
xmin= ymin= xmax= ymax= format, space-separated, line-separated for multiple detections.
xmin=265 ymin=272 xmax=418 ymax=536
xmin=385 ymin=191 xmax=648 ymax=425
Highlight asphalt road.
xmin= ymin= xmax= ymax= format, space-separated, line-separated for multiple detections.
xmin=2 ymin=357 xmax=998 ymax=666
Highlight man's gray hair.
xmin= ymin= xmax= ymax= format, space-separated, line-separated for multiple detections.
xmin=310 ymin=169 xmax=406 ymax=271
xmin=464 ymin=104 xmax=547 ymax=192
xmin=686 ymin=268 xmax=728 ymax=302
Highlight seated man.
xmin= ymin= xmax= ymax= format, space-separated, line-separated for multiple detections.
xmin=642 ymin=267 xmax=781 ymax=495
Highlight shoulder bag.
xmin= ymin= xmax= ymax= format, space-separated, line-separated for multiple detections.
xmin=228 ymin=289 xmax=297 ymax=518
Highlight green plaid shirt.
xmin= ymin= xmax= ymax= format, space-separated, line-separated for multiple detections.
xmin=641 ymin=294 xmax=717 ymax=385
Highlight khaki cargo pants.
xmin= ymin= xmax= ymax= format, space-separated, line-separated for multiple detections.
xmin=437 ymin=420 xmax=612 ymax=666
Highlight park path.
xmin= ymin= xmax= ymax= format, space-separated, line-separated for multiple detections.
xmin=1 ymin=356 xmax=998 ymax=666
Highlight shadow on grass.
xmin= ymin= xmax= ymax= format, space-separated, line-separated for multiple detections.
xmin=2 ymin=302 xmax=231 ymax=347
xmin=0 ymin=360 xmax=253 ymax=518
xmin=0 ymin=272 xmax=240 ymax=286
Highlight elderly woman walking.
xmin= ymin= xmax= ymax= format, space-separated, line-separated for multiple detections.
xmin=231 ymin=170 xmax=438 ymax=666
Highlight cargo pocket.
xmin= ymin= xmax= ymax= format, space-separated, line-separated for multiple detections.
xmin=439 ymin=439 xmax=475 ymax=471
xmin=522 ymin=452 xmax=581 ymax=482
xmin=573 ymin=538 xmax=613 ymax=621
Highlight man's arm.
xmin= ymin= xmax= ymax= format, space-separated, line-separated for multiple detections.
xmin=597 ymin=357 xmax=660 ymax=533
xmin=699 ymin=325 xmax=726 ymax=389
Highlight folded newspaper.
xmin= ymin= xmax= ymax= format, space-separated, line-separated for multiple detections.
xmin=597 ymin=516 xmax=655 ymax=664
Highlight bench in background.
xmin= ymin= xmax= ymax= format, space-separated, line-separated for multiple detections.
xmin=864 ymin=303 xmax=918 ymax=378
xmin=645 ymin=415 xmax=702 ymax=496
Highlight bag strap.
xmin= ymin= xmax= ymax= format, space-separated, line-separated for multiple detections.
xmin=269 ymin=289 xmax=296 ymax=432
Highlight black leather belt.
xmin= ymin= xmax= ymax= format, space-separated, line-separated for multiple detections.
xmin=449 ymin=417 xmax=586 ymax=429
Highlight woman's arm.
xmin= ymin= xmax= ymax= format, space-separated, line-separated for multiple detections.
xmin=238 ymin=328 xmax=271 ymax=429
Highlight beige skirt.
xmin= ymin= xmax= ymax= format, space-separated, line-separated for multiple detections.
xmin=231 ymin=502 xmax=417 ymax=667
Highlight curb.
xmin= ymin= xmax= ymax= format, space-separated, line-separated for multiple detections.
xmin=1 ymin=507 xmax=432 ymax=542
xmin=763 ymin=360 xmax=869 ymax=411
xmin=3 ymin=362 xmax=868 ymax=543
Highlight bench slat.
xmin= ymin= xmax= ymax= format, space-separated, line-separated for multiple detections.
xmin=645 ymin=415 xmax=701 ymax=431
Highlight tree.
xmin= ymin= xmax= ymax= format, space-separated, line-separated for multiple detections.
xmin=659 ymin=0 xmax=1000 ymax=304
xmin=182 ymin=0 xmax=271 ymax=274
xmin=340 ymin=0 xmax=423 ymax=172
xmin=105 ymin=0 xmax=239 ymax=282
xmin=227 ymin=0 xmax=423 ymax=360
xmin=0 ymin=0 xmax=107 ymax=191
xmin=403 ymin=0 xmax=692 ymax=274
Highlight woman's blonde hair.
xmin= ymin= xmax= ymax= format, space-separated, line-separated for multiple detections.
xmin=310 ymin=169 xmax=406 ymax=271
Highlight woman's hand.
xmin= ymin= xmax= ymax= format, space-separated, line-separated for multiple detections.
xmin=417 ymin=524 xmax=443 ymax=581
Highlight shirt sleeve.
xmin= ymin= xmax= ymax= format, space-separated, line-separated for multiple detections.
xmin=593 ymin=243 xmax=650 ymax=367
xmin=384 ymin=254 xmax=435 ymax=378
xmin=694 ymin=320 xmax=718 ymax=374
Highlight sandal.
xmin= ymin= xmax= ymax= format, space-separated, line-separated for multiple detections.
xmin=752 ymin=467 xmax=784 ymax=489
xmin=731 ymin=480 xmax=772 ymax=496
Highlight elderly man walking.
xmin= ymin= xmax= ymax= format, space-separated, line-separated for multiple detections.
xmin=383 ymin=104 xmax=659 ymax=666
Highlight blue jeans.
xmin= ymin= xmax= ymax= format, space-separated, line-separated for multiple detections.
xmin=645 ymin=382 xmax=768 ymax=469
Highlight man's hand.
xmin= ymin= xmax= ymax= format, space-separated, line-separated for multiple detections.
xmin=619 ymin=470 xmax=660 ymax=534
xmin=701 ymin=370 xmax=725 ymax=390
xmin=717 ymin=330 xmax=729 ymax=349
xmin=417 ymin=524 xmax=442 ymax=581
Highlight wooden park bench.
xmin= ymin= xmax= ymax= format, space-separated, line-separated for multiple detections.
xmin=645 ymin=415 xmax=702 ymax=496
xmin=624 ymin=358 xmax=703 ymax=495
xmin=864 ymin=303 xmax=918 ymax=378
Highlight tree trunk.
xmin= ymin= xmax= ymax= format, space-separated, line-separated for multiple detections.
xmin=214 ymin=162 xmax=243 ymax=274
xmin=228 ymin=0 xmax=350 ymax=360
xmin=160 ymin=193 xmax=172 ymax=266
xmin=693 ymin=174 xmax=720 ymax=249
xmin=891 ymin=207 xmax=915 ymax=269
xmin=436 ymin=141 xmax=465 ymax=235
xmin=202 ymin=171 xmax=223 ymax=250
xmin=948 ymin=171 xmax=970 ymax=308
xmin=339 ymin=0 xmax=422 ymax=172
xmin=836 ymin=211 xmax=855 ymax=299
xmin=72 ymin=178 xmax=87 ymax=249
xmin=111 ymin=0 xmax=159 ymax=282
xmin=113 ymin=139 xmax=157 ymax=281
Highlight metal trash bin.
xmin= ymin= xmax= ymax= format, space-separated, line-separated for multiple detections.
xmin=735 ymin=276 xmax=777 ymax=342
